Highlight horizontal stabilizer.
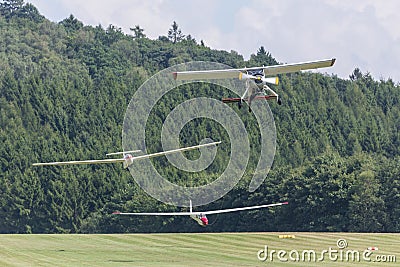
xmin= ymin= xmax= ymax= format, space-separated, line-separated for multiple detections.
xmin=222 ymin=95 xmax=278 ymax=103
xmin=106 ymin=150 xmax=141 ymax=156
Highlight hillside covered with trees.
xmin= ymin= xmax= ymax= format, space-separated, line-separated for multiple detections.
xmin=1 ymin=0 xmax=399 ymax=233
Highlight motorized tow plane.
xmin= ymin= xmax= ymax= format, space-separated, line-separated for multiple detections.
xmin=173 ymin=58 xmax=336 ymax=111
xmin=113 ymin=200 xmax=288 ymax=226
xmin=32 ymin=141 xmax=221 ymax=168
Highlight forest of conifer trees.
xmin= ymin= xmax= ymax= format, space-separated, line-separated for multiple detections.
xmin=1 ymin=0 xmax=399 ymax=233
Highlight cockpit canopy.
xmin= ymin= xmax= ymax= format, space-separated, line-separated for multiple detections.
xmin=247 ymin=68 xmax=264 ymax=77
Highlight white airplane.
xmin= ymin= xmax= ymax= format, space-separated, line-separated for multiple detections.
xmin=32 ymin=141 xmax=221 ymax=168
xmin=173 ymin=58 xmax=336 ymax=111
xmin=113 ymin=200 xmax=288 ymax=226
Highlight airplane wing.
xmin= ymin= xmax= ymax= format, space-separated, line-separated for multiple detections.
xmin=32 ymin=141 xmax=221 ymax=167
xmin=172 ymin=58 xmax=335 ymax=80
xmin=173 ymin=69 xmax=241 ymax=81
xmin=32 ymin=158 xmax=125 ymax=166
xmin=113 ymin=202 xmax=288 ymax=216
xmin=113 ymin=211 xmax=194 ymax=216
xmin=256 ymin=58 xmax=336 ymax=76
xmin=123 ymin=141 xmax=221 ymax=161
xmin=201 ymin=201 xmax=288 ymax=215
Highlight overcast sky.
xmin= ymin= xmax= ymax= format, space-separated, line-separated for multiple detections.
xmin=27 ymin=0 xmax=400 ymax=82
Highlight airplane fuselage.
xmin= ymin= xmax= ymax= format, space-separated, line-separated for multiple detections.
xmin=122 ymin=154 xmax=134 ymax=168
xmin=190 ymin=214 xmax=208 ymax=226
xmin=243 ymin=69 xmax=268 ymax=110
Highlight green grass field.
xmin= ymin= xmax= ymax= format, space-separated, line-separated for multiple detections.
xmin=0 ymin=233 xmax=398 ymax=266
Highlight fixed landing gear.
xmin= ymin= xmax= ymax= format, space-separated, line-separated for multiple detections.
xmin=277 ymin=97 xmax=282 ymax=105
xmin=238 ymin=99 xmax=252 ymax=112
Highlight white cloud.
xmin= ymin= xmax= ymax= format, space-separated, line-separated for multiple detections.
xmin=327 ymin=0 xmax=400 ymax=38
xmin=230 ymin=0 xmax=400 ymax=80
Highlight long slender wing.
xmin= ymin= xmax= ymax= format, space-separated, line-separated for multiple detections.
xmin=32 ymin=158 xmax=125 ymax=166
xmin=113 ymin=211 xmax=194 ymax=216
xmin=32 ymin=141 xmax=221 ymax=167
xmin=127 ymin=141 xmax=221 ymax=161
xmin=201 ymin=201 xmax=288 ymax=215
xmin=113 ymin=202 xmax=288 ymax=216
xmin=172 ymin=58 xmax=335 ymax=80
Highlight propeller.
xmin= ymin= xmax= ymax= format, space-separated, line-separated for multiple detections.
xmin=263 ymin=77 xmax=279 ymax=85
xmin=239 ymin=73 xmax=279 ymax=85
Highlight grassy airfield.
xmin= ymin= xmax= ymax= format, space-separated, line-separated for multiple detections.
xmin=0 ymin=232 xmax=398 ymax=266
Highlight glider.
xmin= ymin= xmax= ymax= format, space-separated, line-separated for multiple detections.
xmin=113 ymin=200 xmax=288 ymax=226
xmin=32 ymin=141 xmax=221 ymax=168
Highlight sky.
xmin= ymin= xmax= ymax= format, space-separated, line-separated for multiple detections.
xmin=26 ymin=0 xmax=400 ymax=82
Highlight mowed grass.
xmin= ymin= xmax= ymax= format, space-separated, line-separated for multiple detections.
xmin=0 ymin=232 xmax=398 ymax=266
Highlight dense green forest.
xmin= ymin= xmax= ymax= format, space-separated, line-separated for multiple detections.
xmin=1 ymin=0 xmax=399 ymax=233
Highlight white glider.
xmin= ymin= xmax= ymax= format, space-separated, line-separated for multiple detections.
xmin=32 ymin=141 xmax=221 ymax=169
xmin=113 ymin=200 xmax=288 ymax=226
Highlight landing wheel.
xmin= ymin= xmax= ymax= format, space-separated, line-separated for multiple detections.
xmin=277 ymin=97 xmax=282 ymax=105
xmin=238 ymin=99 xmax=243 ymax=109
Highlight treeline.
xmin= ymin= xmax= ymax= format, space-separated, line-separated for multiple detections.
xmin=0 ymin=0 xmax=399 ymax=233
